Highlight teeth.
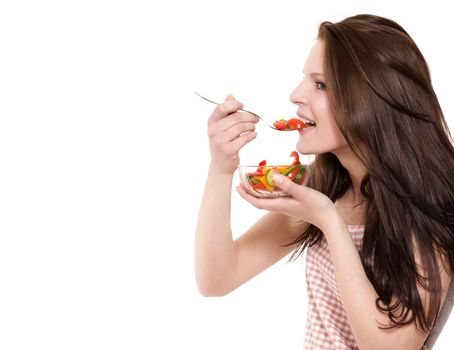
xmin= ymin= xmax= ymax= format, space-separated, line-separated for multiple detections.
xmin=301 ymin=117 xmax=316 ymax=126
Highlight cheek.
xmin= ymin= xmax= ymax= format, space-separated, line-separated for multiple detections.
xmin=326 ymin=121 xmax=348 ymax=145
xmin=295 ymin=100 xmax=348 ymax=154
xmin=317 ymin=100 xmax=346 ymax=141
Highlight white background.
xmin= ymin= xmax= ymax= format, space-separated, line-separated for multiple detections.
xmin=0 ymin=0 xmax=452 ymax=349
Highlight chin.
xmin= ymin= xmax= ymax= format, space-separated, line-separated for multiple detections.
xmin=296 ymin=139 xmax=317 ymax=155
xmin=297 ymin=137 xmax=346 ymax=156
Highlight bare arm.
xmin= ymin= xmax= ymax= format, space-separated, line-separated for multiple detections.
xmin=194 ymin=166 xmax=236 ymax=296
xmin=195 ymin=171 xmax=305 ymax=296
xmin=195 ymin=95 xmax=307 ymax=296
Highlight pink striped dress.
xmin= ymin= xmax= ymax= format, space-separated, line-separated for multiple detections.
xmin=304 ymin=224 xmax=364 ymax=349
xmin=304 ymin=224 xmax=443 ymax=349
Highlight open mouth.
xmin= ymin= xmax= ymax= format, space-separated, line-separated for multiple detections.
xmin=300 ymin=117 xmax=316 ymax=127
xmin=298 ymin=116 xmax=316 ymax=134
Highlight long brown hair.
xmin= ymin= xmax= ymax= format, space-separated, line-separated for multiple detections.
xmin=289 ymin=14 xmax=454 ymax=333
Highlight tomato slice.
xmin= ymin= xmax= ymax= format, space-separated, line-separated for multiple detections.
xmin=287 ymin=118 xmax=306 ymax=130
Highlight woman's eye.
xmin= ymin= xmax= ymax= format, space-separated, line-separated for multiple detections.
xmin=315 ymin=81 xmax=327 ymax=90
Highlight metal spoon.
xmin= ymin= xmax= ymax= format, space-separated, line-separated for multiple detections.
xmin=194 ymin=92 xmax=293 ymax=131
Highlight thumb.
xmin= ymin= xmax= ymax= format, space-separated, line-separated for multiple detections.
xmin=272 ymin=173 xmax=307 ymax=199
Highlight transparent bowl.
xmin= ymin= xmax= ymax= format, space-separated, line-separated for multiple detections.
xmin=238 ymin=163 xmax=310 ymax=198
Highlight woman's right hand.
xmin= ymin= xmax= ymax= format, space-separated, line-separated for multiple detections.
xmin=207 ymin=95 xmax=259 ymax=174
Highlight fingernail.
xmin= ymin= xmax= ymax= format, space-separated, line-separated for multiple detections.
xmin=273 ymin=174 xmax=284 ymax=184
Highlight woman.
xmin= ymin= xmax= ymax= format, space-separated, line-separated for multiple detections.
xmin=195 ymin=14 xmax=453 ymax=349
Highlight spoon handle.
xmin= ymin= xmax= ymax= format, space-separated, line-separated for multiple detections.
xmin=194 ymin=91 xmax=283 ymax=130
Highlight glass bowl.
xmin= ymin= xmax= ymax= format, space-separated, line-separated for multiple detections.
xmin=238 ymin=163 xmax=310 ymax=198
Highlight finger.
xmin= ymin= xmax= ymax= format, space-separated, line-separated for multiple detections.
xmin=217 ymin=111 xmax=259 ymax=131
xmin=272 ymin=173 xmax=308 ymax=201
xmin=223 ymin=122 xmax=257 ymax=141
xmin=209 ymin=99 xmax=244 ymax=123
xmin=229 ymin=130 xmax=257 ymax=152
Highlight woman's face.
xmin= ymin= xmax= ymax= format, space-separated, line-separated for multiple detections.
xmin=290 ymin=39 xmax=348 ymax=155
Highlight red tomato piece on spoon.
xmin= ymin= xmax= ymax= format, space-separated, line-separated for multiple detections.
xmin=287 ymin=118 xmax=306 ymax=130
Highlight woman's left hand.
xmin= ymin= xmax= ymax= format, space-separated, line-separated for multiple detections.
xmin=237 ymin=173 xmax=339 ymax=232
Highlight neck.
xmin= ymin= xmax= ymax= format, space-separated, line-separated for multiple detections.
xmin=333 ymin=148 xmax=368 ymax=205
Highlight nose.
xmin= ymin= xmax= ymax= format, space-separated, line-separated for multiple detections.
xmin=289 ymin=80 xmax=309 ymax=105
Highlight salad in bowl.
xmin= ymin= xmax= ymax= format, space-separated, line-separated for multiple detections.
xmin=238 ymin=151 xmax=310 ymax=198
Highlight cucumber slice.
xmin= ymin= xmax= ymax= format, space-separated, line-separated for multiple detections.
xmin=265 ymin=168 xmax=278 ymax=186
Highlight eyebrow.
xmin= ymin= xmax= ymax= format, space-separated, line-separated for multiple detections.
xmin=302 ymin=70 xmax=325 ymax=77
